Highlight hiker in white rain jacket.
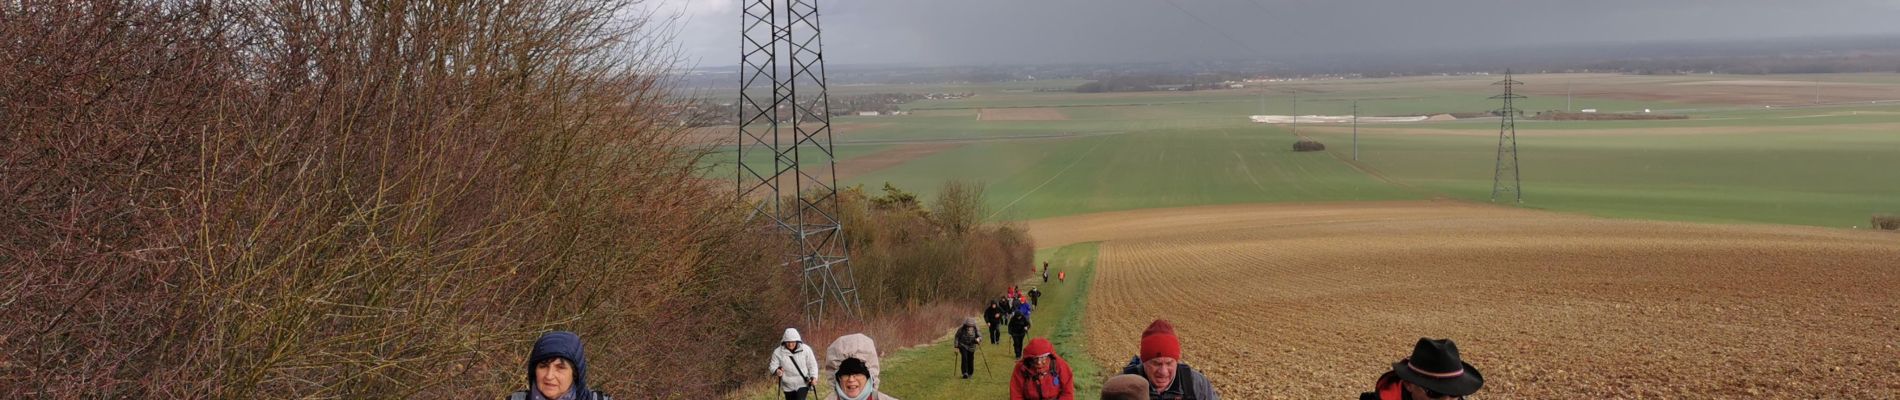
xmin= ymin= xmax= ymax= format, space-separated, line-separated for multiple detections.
xmin=770 ymin=328 xmax=822 ymax=400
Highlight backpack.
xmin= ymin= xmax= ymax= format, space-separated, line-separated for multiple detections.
xmin=507 ymin=390 xmax=613 ymax=400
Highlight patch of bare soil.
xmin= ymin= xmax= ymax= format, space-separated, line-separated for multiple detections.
xmin=831 ymin=142 xmax=962 ymax=181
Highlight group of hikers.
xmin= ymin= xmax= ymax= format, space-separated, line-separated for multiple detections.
xmin=509 ymin=260 xmax=1484 ymax=400
xmin=512 ymin=327 xmax=1482 ymax=400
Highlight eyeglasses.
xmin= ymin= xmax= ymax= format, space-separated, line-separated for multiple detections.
xmin=1422 ymin=388 xmax=1463 ymax=399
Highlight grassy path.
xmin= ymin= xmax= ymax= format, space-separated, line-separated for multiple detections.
xmin=874 ymin=242 xmax=1105 ymax=399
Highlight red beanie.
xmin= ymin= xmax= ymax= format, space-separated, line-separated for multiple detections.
xmin=1139 ymin=319 xmax=1181 ymax=361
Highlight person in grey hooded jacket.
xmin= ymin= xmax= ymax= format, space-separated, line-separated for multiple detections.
xmin=827 ymin=333 xmax=899 ymax=400
xmin=509 ymin=331 xmax=611 ymax=400
xmin=770 ymin=328 xmax=822 ymax=400
xmin=954 ymin=318 xmax=982 ymax=379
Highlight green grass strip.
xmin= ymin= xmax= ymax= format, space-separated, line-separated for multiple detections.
xmin=872 ymin=242 xmax=1104 ymax=399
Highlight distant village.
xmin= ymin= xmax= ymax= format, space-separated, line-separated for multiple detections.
xmin=673 ymin=92 xmax=973 ymax=126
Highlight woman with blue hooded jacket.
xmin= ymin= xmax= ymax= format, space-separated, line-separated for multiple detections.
xmin=509 ymin=331 xmax=611 ymax=400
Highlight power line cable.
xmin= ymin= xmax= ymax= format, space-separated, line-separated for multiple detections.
xmin=1158 ymin=0 xmax=1267 ymax=57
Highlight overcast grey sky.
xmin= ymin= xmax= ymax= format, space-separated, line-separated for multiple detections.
xmin=654 ymin=0 xmax=1900 ymax=67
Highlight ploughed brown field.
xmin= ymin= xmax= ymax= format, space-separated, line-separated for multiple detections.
xmin=1027 ymin=201 xmax=1900 ymax=399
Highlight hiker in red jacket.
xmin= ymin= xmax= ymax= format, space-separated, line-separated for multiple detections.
xmin=1009 ymin=338 xmax=1075 ymax=400
xmin=1358 ymin=338 xmax=1485 ymax=400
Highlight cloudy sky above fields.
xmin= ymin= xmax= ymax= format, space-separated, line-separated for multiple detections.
xmin=652 ymin=0 xmax=1900 ymax=67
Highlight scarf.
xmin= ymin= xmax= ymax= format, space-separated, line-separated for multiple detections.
xmin=834 ymin=378 xmax=880 ymax=400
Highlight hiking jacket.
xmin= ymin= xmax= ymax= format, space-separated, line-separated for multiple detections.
xmin=1357 ymin=371 xmax=1405 ymax=400
xmin=824 ymin=334 xmax=898 ymax=400
xmin=1120 ymin=357 xmax=1220 ymax=400
xmin=1007 ymin=313 xmax=1031 ymax=336
xmin=955 ymin=323 xmax=982 ymax=352
xmin=1009 ymin=356 xmax=1075 ymax=400
xmin=513 ymin=331 xmax=605 ymax=400
xmin=770 ymin=343 xmax=820 ymax=391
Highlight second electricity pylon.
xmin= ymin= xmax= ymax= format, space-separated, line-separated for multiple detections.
xmin=1490 ymin=70 xmax=1525 ymax=204
xmin=737 ymin=0 xmax=861 ymax=327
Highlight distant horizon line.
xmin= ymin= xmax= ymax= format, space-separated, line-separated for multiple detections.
xmin=676 ymin=32 xmax=1900 ymax=72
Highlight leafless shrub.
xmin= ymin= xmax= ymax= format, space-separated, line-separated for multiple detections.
xmin=2 ymin=0 xmax=798 ymax=397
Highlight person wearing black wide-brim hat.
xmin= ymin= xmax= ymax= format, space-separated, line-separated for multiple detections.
xmin=1358 ymin=338 xmax=1484 ymax=400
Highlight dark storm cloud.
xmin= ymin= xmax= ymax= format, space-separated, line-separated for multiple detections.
xmin=669 ymin=0 xmax=1900 ymax=67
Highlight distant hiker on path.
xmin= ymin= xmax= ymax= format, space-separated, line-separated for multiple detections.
xmin=986 ymin=299 xmax=1006 ymax=344
xmin=509 ymin=331 xmax=612 ymax=400
xmin=955 ymin=318 xmax=983 ymax=379
xmin=1357 ymin=338 xmax=1484 ymax=400
xmin=770 ymin=328 xmax=821 ymax=400
xmin=1009 ymin=338 xmax=1075 ymax=400
xmin=1120 ymin=320 xmax=1219 ymax=400
xmin=1028 ymin=287 xmax=1042 ymax=307
xmin=1007 ymin=305 xmax=1032 ymax=358
xmin=1042 ymin=261 xmax=1050 ymax=283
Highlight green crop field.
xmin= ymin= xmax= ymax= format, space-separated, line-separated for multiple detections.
xmin=708 ymin=73 xmax=1900 ymax=227
xmin=847 ymin=125 xmax=1420 ymax=221
xmin=702 ymin=143 xmax=890 ymax=180
xmin=1302 ymin=128 xmax=1900 ymax=227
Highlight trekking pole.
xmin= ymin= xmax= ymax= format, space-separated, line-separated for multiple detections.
xmin=980 ymin=346 xmax=992 ymax=376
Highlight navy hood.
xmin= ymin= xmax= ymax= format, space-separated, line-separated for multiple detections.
xmin=527 ymin=331 xmax=591 ymax=399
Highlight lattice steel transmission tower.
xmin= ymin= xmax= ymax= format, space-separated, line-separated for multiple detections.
xmin=1490 ymin=70 xmax=1525 ymax=204
xmin=737 ymin=0 xmax=861 ymax=327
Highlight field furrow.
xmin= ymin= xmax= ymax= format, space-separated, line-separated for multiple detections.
xmin=1063 ymin=202 xmax=1900 ymax=398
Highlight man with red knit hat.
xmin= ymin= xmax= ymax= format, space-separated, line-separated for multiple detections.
xmin=1119 ymin=320 xmax=1219 ymax=400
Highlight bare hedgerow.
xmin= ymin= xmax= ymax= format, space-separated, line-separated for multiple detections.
xmin=1 ymin=0 xmax=798 ymax=398
xmin=1872 ymin=215 xmax=1900 ymax=231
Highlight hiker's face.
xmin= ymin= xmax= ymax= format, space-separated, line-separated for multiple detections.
xmin=1143 ymin=356 xmax=1177 ymax=390
xmin=1028 ymin=355 xmax=1051 ymax=373
xmin=535 ymin=358 xmax=574 ymax=399
xmin=839 ymin=374 xmax=868 ymax=397
xmin=784 ymin=341 xmax=798 ymax=351
xmin=1404 ymin=381 xmax=1459 ymax=399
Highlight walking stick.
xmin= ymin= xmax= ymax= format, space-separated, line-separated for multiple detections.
xmin=980 ymin=345 xmax=992 ymax=376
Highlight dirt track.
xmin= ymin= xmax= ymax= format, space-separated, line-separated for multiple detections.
xmin=1030 ymin=202 xmax=1900 ymax=398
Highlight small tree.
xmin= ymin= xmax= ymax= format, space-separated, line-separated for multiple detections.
xmin=871 ymin=182 xmax=923 ymax=213
xmin=933 ymin=180 xmax=987 ymax=235
xmin=1293 ymin=139 xmax=1327 ymax=152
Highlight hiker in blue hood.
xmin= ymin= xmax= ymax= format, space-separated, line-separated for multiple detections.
xmin=509 ymin=331 xmax=612 ymax=400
